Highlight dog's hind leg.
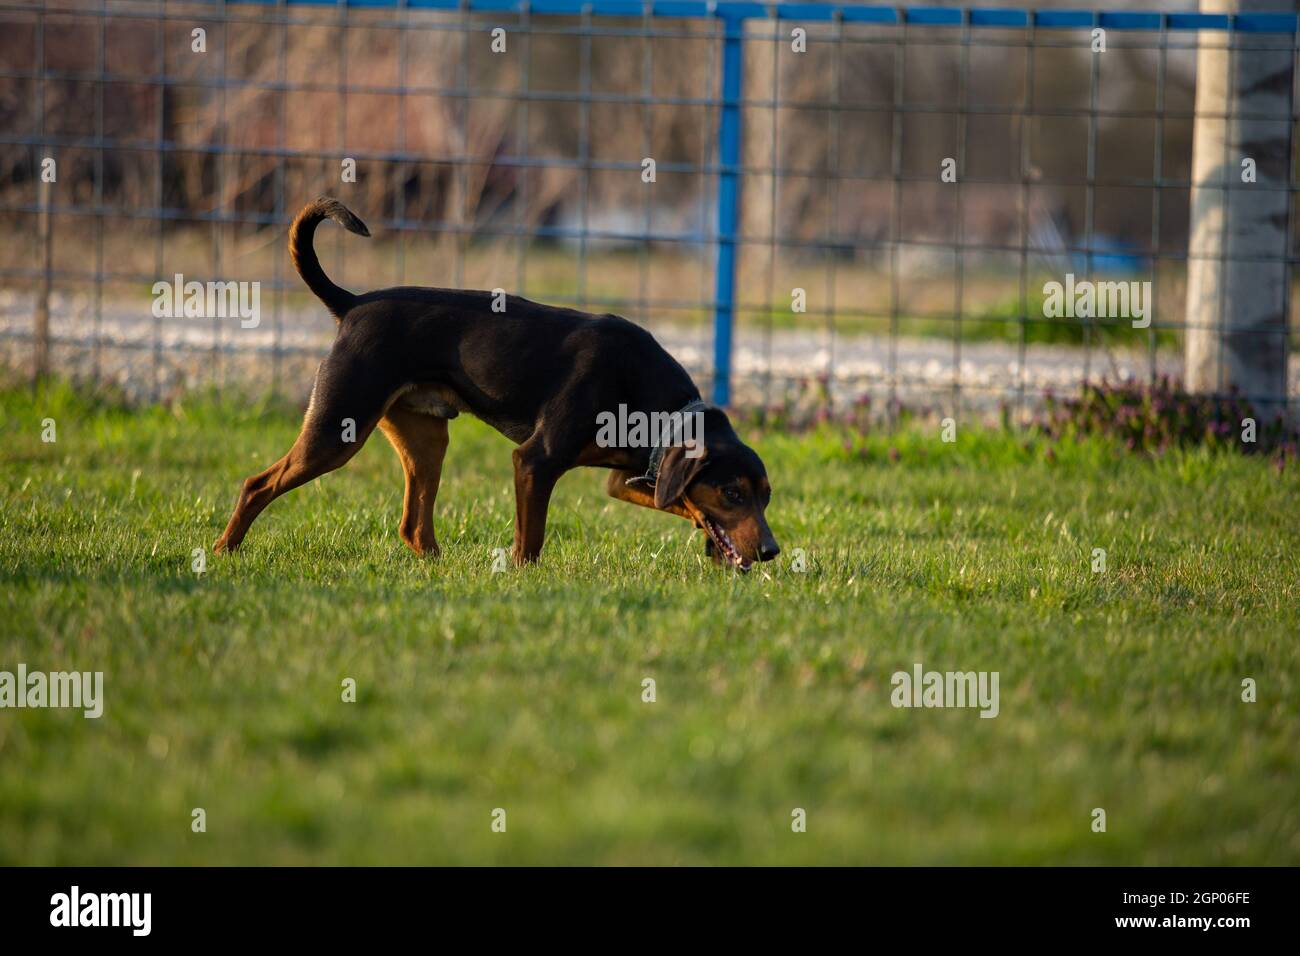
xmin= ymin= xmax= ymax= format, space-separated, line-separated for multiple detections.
xmin=378 ymin=407 xmax=449 ymax=556
xmin=213 ymin=355 xmax=393 ymax=554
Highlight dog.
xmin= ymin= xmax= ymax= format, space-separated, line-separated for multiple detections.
xmin=214 ymin=197 xmax=779 ymax=570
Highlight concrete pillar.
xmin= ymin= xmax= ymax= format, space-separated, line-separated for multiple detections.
xmin=1184 ymin=0 xmax=1295 ymax=421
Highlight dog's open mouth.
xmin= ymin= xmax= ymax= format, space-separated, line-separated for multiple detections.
xmin=702 ymin=515 xmax=753 ymax=571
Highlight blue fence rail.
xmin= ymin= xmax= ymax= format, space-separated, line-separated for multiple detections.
xmin=1 ymin=3 xmax=1298 ymax=414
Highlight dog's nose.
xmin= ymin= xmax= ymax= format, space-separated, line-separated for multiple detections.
xmin=759 ymin=542 xmax=780 ymax=562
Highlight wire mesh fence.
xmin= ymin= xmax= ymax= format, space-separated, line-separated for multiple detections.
xmin=1 ymin=1 xmax=1297 ymax=422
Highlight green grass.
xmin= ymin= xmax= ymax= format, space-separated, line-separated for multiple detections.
xmin=0 ymin=382 xmax=1296 ymax=865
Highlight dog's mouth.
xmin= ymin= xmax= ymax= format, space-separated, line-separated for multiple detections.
xmin=681 ymin=498 xmax=753 ymax=572
xmin=701 ymin=514 xmax=753 ymax=572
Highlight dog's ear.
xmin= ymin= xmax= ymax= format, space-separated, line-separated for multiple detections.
xmin=654 ymin=444 xmax=708 ymax=510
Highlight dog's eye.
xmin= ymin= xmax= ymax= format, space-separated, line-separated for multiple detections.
xmin=723 ymin=486 xmax=745 ymax=505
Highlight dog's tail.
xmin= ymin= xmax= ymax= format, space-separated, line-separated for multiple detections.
xmin=288 ymin=196 xmax=371 ymax=320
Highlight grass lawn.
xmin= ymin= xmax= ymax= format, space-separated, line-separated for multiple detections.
xmin=0 ymin=383 xmax=1296 ymax=865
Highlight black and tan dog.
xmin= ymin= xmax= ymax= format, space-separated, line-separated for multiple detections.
xmin=214 ymin=197 xmax=779 ymax=570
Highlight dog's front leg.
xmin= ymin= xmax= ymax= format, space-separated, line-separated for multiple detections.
xmin=605 ymin=470 xmax=693 ymax=521
xmin=607 ymin=471 xmax=724 ymax=563
xmin=512 ymin=444 xmax=561 ymax=565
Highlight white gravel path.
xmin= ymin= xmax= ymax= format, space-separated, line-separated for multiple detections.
xmin=3 ymin=291 xmax=1295 ymax=416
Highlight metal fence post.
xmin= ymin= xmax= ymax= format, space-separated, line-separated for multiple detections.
xmin=33 ymin=9 xmax=51 ymax=389
xmin=712 ymin=8 xmax=746 ymax=407
xmin=34 ymin=177 xmax=52 ymax=387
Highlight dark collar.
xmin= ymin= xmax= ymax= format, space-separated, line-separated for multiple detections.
xmin=624 ymin=398 xmax=708 ymax=490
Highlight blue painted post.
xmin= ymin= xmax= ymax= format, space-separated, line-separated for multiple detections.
xmin=712 ymin=10 xmax=745 ymax=407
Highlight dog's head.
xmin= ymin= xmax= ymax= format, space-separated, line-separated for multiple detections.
xmin=653 ymin=406 xmax=779 ymax=571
